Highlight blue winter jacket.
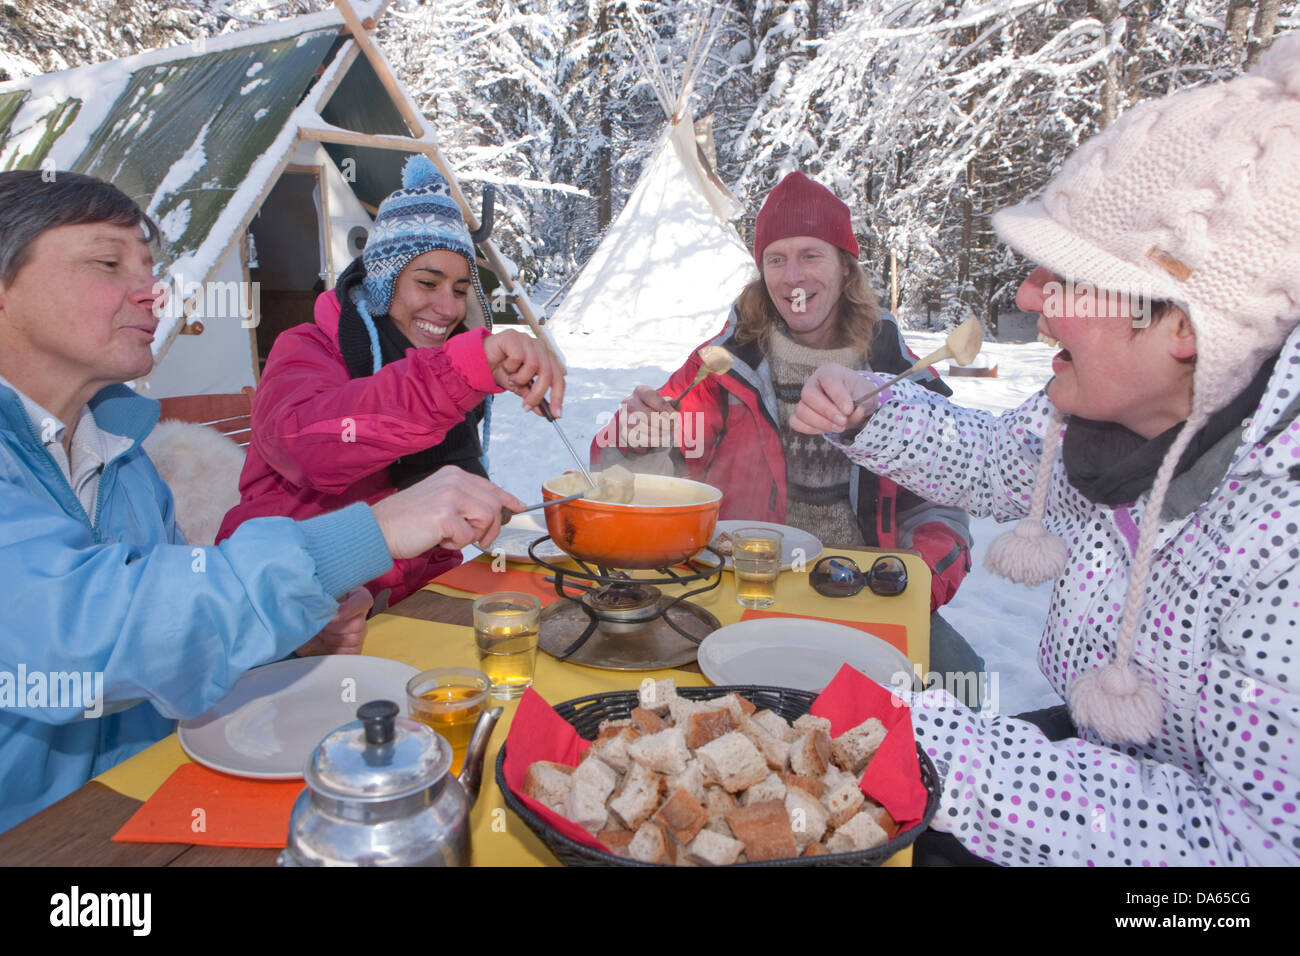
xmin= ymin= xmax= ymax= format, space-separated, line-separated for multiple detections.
xmin=0 ymin=383 xmax=392 ymax=832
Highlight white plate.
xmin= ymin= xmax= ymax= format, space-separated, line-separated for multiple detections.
xmin=486 ymin=513 xmax=569 ymax=563
xmin=178 ymin=655 xmax=419 ymax=779
xmin=696 ymin=520 xmax=823 ymax=571
xmin=697 ymin=618 xmax=917 ymax=693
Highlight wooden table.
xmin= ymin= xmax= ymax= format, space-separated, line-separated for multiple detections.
xmin=0 ymin=549 xmax=930 ymax=866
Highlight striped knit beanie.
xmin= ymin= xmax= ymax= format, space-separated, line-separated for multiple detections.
xmin=362 ymin=154 xmax=476 ymax=316
xmin=986 ymin=35 xmax=1300 ymax=745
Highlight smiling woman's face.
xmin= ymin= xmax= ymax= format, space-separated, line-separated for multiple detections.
xmin=388 ymin=248 xmax=471 ymax=348
xmin=1016 ymin=265 xmax=1196 ymax=438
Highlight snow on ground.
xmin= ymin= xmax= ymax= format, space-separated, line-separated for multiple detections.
xmin=484 ymin=326 xmax=1063 ymax=715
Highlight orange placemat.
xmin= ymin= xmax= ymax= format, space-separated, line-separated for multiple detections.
xmin=430 ymin=561 xmax=562 ymax=606
xmin=112 ymin=763 xmax=303 ymax=848
xmin=740 ymin=609 xmax=909 ymax=656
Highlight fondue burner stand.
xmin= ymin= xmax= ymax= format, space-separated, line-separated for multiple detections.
xmin=527 ymin=537 xmax=723 ymax=671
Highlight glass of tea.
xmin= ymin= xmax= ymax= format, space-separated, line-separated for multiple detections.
xmin=732 ymin=527 xmax=783 ymax=610
xmin=405 ymin=667 xmax=490 ymax=775
xmin=472 ymin=592 xmax=541 ymax=700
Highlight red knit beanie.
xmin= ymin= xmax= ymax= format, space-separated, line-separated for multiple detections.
xmin=752 ymin=171 xmax=859 ymax=265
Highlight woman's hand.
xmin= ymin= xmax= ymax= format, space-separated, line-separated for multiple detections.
xmin=483 ymin=329 xmax=566 ymax=416
xmin=789 ymin=363 xmax=879 ymax=435
xmin=371 ymin=466 xmax=525 ymax=558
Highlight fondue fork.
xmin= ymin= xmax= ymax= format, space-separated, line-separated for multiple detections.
xmin=538 ymin=397 xmax=597 ymax=488
xmin=501 ymin=492 xmax=585 ymax=524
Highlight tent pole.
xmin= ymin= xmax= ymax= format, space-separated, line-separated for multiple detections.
xmin=333 ymin=0 xmax=424 ymax=138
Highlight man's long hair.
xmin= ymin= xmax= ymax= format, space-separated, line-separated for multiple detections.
xmin=733 ymin=249 xmax=881 ymax=360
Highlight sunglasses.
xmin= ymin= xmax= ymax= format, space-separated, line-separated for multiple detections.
xmin=809 ymin=555 xmax=908 ymax=598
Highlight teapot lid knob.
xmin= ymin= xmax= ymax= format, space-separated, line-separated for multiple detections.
xmin=356 ymin=700 xmax=399 ymax=746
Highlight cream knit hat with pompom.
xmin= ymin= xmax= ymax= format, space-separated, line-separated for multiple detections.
xmin=987 ymin=35 xmax=1300 ymax=745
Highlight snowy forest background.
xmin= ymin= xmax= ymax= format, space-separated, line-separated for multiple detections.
xmin=1 ymin=0 xmax=1295 ymax=332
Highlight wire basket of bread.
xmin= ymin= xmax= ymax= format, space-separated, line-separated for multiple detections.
xmin=495 ymin=671 xmax=940 ymax=866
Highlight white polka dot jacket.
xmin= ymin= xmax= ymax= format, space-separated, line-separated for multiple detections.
xmin=831 ymin=325 xmax=1300 ymax=865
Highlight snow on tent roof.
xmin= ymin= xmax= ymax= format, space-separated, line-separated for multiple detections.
xmin=0 ymin=27 xmax=338 ymax=272
xmin=86 ymin=32 xmax=340 ymax=262
xmin=0 ymin=2 xmax=390 ymax=361
xmin=551 ymin=118 xmax=755 ymax=357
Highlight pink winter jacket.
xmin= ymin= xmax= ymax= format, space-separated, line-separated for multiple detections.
xmin=217 ymin=289 xmax=502 ymax=607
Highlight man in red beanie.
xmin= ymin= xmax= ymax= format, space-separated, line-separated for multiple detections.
xmin=591 ymin=171 xmax=980 ymax=698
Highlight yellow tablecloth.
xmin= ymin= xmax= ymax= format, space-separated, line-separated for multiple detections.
xmin=95 ymin=549 xmax=931 ymax=866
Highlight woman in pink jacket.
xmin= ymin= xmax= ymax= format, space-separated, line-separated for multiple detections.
xmin=219 ymin=155 xmax=564 ymax=609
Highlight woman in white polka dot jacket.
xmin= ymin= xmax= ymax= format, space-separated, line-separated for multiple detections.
xmin=792 ymin=37 xmax=1300 ymax=865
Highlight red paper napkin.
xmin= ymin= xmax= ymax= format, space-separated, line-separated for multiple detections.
xmin=501 ymin=689 xmax=606 ymax=851
xmin=112 ymin=763 xmax=303 ymax=848
xmin=430 ymin=561 xmax=563 ymax=606
xmin=739 ymin=608 xmax=910 ymax=655
xmin=810 ymin=663 xmax=928 ymax=826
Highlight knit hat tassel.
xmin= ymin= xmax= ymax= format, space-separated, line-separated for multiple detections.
xmin=1068 ymin=661 xmax=1164 ymax=745
xmin=1068 ymin=412 xmax=1206 ymax=745
xmin=984 ymin=407 xmax=1068 ymax=586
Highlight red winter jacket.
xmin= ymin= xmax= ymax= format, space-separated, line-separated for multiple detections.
xmin=216 ymin=290 xmax=502 ymax=609
xmin=591 ymin=310 xmax=972 ymax=612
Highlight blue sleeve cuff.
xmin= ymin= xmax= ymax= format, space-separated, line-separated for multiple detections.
xmin=297 ymin=503 xmax=393 ymax=598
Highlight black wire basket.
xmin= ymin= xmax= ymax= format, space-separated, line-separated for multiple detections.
xmin=495 ymin=684 xmax=941 ymax=867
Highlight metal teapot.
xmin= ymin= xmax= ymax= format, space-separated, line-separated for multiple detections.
xmin=278 ymin=699 xmax=501 ymax=866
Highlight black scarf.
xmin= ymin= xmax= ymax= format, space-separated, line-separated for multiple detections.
xmin=334 ymin=257 xmax=488 ymax=490
xmin=1062 ymin=353 xmax=1277 ymax=506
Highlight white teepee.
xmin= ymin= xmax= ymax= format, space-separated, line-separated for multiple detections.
xmin=550 ymin=17 xmax=755 ymax=363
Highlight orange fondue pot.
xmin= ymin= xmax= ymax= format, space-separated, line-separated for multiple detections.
xmin=541 ymin=474 xmax=722 ymax=569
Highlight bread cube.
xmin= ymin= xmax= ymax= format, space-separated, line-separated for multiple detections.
xmin=609 ymin=761 xmax=664 ymax=830
xmin=751 ymin=709 xmax=797 ymax=742
xmin=627 ymin=726 xmax=690 ymax=774
xmin=638 ymin=677 xmax=677 ymax=715
xmin=630 ymin=706 xmax=667 ymax=735
xmin=784 ymin=786 xmax=829 ymax=849
xmin=562 ymin=778 xmax=611 ymax=834
xmin=571 ymin=755 xmax=617 ymax=802
xmin=598 ymin=828 xmax=635 ymax=858
xmin=780 ymin=772 xmax=826 ymax=799
xmin=831 ymin=717 xmax=887 ymax=775
xmin=789 ymin=729 xmax=832 ymax=777
xmin=522 ymin=761 xmax=573 ymax=813
xmin=725 ymin=800 xmax=797 ymax=862
xmin=792 ymin=713 xmax=832 ymax=736
xmin=687 ymin=828 xmax=746 ymax=866
xmin=696 ymin=732 xmax=770 ymax=793
xmin=684 ymin=709 xmax=732 ymax=749
xmin=628 ymin=821 xmax=675 ymax=864
xmin=666 ymin=758 xmax=706 ymax=804
xmin=826 ymin=810 xmax=890 ymax=853
xmin=588 ymin=726 xmax=638 ymax=774
xmin=823 ymin=778 xmax=866 ymax=828
xmin=653 ymin=786 xmax=708 ymax=844
xmin=742 ymin=772 xmax=787 ymax=806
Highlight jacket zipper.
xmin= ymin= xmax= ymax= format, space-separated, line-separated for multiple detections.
xmin=10 ymin=409 xmax=110 ymax=543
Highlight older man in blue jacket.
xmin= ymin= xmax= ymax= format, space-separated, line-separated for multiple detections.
xmin=0 ymin=170 xmax=535 ymax=832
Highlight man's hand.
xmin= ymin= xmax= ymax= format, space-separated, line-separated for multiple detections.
xmin=482 ymin=329 xmax=566 ymax=416
xmin=618 ymin=386 xmax=678 ymax=448
xmin=295 ymin=586 xmax=373 ymax=657
xmin=790 ymin=363 xmax=878 ymax=435
xmin=370 ymin=465 xmax=526 ymax=559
